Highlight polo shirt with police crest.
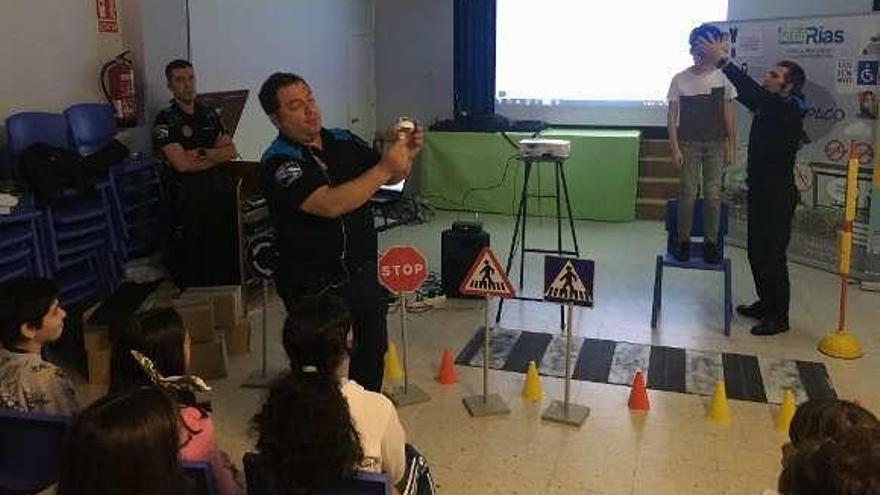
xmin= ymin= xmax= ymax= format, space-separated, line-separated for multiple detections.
xmin=153 ymin=100 xmax=226 ymax=152
xmin=260 ymin=128 xmax=381 ymax=286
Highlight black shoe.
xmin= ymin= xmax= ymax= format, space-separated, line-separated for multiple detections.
xmin=750 ymin=317 xmax=790 ymax=336
xmin=736 ymin=302 xmax=765 ymax=320
xmin=672 ymin=240 xmax=690 ymax=261
xmin=703 ymin=241 xmax=720 ymax=264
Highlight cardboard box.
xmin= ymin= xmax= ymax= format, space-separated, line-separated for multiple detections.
xmin=144 ymin=280 xmax=181 ymax=308
xmin=171 ymin=301 xmax=217 ymax=344
xmin=225 ymin=318 xmax=251 ymax=356
xmin=182 ymin=286 xmax=243 ymax=329
xmin=188 ymin=336 xmax=229 ymax=380
xmin=87 ymin=347 xmax=111 ymax=385
xmin=82 ymin=304 xmax=111 ymax=354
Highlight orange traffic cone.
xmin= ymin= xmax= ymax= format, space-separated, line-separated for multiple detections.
xmin=628 ymin=370 xmax=650 ymax=411
xmin=437 ymin=349 xmax=458 ymax=385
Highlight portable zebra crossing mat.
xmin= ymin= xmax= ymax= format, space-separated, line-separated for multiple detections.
xmin=456 ymin=329 xmax=837 ymax=405
xmin=459 ymin=247 xmax=516 ymax=417
xmin=541 ymin=256 xmax=594 ymax=426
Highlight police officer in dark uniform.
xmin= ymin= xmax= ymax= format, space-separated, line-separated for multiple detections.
xmin=257 ymin=72 xmax=421 ymax=392
xmin=697 ymin=37 xmax=807 ymax=336
xmin=153 ymin=59 xmax=240 ymax=288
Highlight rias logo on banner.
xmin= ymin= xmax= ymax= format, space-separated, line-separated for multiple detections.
xmin=778 ymin=26 xmax=845 ymax=45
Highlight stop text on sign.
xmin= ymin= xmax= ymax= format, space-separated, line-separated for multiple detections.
xmin=377 ymin=246 xmax=428 ymax=293
xmin=380 ymin=263 xmax=425 ymax=277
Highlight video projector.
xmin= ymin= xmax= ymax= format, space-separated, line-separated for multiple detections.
xmin=517 ymin=139 xmax=571 ymax=160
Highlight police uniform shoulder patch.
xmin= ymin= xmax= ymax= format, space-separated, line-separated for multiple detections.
xmin=154 ymin=124 xmax=170 ymax=140
xmin=273 ymin=160 xmax=303 ymax=188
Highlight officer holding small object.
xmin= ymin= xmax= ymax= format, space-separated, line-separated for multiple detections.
xmin=257 ymin=72 xmax=423 ymax=391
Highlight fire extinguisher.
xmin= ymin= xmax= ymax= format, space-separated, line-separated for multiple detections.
xmin=101 ymin=50 xmax=139 ymax=128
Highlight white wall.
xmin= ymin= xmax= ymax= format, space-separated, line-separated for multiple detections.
xmin=728 ymin=0 xmax=873 ymax=20
xmin=374 ymin=0 xmax=453 ymax=129
xmin=0 ymin=0 xmax=123 ymax=127
xmin=188 ymin=0 xmax=374 ymax=160
xmin=119 ymin=0 xmax=189 ymax=152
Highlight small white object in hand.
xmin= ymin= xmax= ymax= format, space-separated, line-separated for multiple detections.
xmin=395 ymin=117 xmax=415 ymax=134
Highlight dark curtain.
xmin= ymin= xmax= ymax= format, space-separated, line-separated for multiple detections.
xmin=453 ymin=0 xmax=496 ymax=117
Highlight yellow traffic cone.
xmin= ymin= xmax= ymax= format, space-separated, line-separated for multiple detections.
xmin=384 ymin=342 xmax=403 ymax=383
xmin=522 ymin=360 xmax=542 ymax=402
xmin=776 ymin=389 xmax=797 ymax=433
xmin=707 ymin=380 xmax=731 ymax=425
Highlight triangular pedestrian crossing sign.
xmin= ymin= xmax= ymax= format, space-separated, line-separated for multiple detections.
xmin=459 ymin=247 xmax=516 ymax=298
xmin=544 ymin=256 xmax=594 ymax=307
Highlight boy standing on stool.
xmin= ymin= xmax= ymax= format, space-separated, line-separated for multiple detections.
xmin=667 ymin=24 xmax=736 ymax=264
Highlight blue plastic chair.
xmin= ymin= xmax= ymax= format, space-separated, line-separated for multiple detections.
xmin=63 ymin=103 xmax=117 ymax=156
xmin=62 ymin=103 xmax=125 ymax=256
xmin=183 ymin=461 xmax=219 ymax=495
xmin=243 ymin=453 xmax=392 ymax=495
xmin=0 ymin=209 xmax=46 ymax=280
xmin=5 ymin=111 xmax=120 ymax=300
xmin=651 ymin=198 xmax=733 ymax=336
xmin=109 ymin=157 xmax=166 ymax=258
xmin=5 ymin=113 xmax=70 ymax=177
xmin=64 ymin=103 xmax=165 ymax=261
xmin=0 ymin=409 xmax=72 ymax=493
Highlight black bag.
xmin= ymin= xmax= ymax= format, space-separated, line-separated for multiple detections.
xmin=18 ymin=143 xmax=94 ymax=205
xmin=441 ymin=221 xmax=490 ymax=299
xmin=83 ymin=139 xmax=129 ymax=172
xmin=429 ymin=113 xmax=511 ymax=132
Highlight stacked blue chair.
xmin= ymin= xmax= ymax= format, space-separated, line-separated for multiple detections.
xmin=64 ymin=103 xmax=116 ymax=156
xmin=63 ymin=103 xmax=123 ymax=256
xmin=66 ymin=103 xmax=165 ymax=260
xmin=0 ymin=409 xmax=71 ymax=493
xmin=6 ymin=111 xmax=118 ymax=307
xmin=109 ymin=156 xmax=165 ymax=258
xmin=0 ymin=209 xmax=46 ymax=283
xmin=651 ymin=198 xmax=733 ymax=336
xmin=5 ymin=112 xmax=69 ymax=157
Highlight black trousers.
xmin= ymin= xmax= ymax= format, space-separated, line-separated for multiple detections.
xmin=277 ymin=261 xmax=388 ymax=392
xmin=167 ymin=170 xmax=239 ymax=288
xmin=746 ymin=181 xmax=797 ymax=320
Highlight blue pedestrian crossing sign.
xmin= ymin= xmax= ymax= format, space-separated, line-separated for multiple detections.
xmin=543 ymin=256 xmax=594 ymax=307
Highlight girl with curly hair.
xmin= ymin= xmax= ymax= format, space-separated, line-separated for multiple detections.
xmin=253 ymin=296 xmax=433 ymax=495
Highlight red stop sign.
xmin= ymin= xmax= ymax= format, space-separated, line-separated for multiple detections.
xmin=378 ymin=246 xmax=428 ymax=293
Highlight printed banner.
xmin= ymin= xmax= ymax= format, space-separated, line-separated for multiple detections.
xmin=717 ymin=14 xmax=880 ymax=276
